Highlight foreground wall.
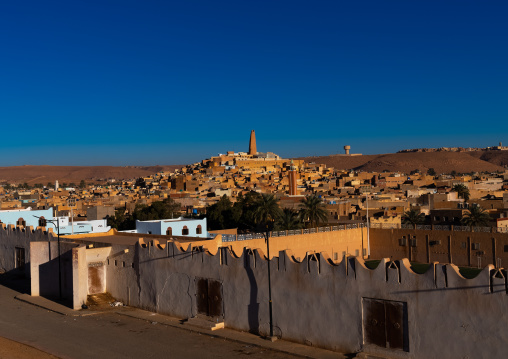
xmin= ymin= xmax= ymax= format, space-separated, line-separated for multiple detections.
xmin=106 ymin=239 xmax=508 ymax=358
xmin=224 ymin=227 xmax=367 ymax=261
xmin=30 ymin=241 xmax=86 ymax=309
xmin=370 ymin=228 xmax=508 ymax=267
xmin=0 ymin=224 xmax=55 ymax=276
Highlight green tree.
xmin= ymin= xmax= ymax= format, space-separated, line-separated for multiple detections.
xmin=452 ymin=184 xmax=470 ymax=202
xmin=135 ymin=177 xmax=146 ymax=188
xmin=107 ymin=199 xmax=182 ymax=230
xmin=206 ymin=195 xmax=236 ymax=230
xmin=402 ymin=209 xmax=425 ymax=226
xmin=107 ymin=208 xmax=135 ymax=231
xmin=299 ymin=195 xmax=328 ymax=228
xmin=252 ymin=193 xmax=282 ymax=229
xmin=276 ymin=208 xmax=302 ymax=231
xmin=79 ymin=180 xmax=86 ymax=188
xmin=461 ymin=205 xmax=491 ymax=228
xmin=427 ymin=168 xmax=436 ymax=176
xmin=134 ymin=199 xmax=182 ymax=221
xmin=235 ymin=191 xmax=262 ymax=231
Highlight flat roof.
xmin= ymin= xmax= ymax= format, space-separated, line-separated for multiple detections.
xmin=64 ymin=229 xmax=210 ymax=246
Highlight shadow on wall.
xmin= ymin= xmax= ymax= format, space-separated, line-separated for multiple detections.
xmin=245 ymin=252 xmax=259 ymax=334
xmin=39 ymin=251 xmax=73 ymax=307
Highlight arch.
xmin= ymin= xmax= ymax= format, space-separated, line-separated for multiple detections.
xmin=166 ymin=227 xmax=172 ymax=236
xmin=182 ymin=226 xmax=189 ymax=235
xmin=196 ymin=224 xmax=202 ymax=235
xmin=17 ymin=218 xmax=26 ymax=227
xmin=38 ymin=216 xmax=47 ymax=227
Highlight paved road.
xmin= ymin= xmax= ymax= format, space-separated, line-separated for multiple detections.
xmin=0 ymin=276 xmax=298 ymax=359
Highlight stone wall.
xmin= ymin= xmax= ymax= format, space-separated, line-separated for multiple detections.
xmin=224 ymin=227 xmax=367 ymax=261
xmin=370 ymin=228 xmax=508 ymax=267
xmin=104 ymin=239 xmax=508 ymax=358
xmin=0 ymin=224 xmax=56 ymax=276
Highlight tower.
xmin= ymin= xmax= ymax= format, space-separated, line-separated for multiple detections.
xmin=288 ymin=160 xmax=298 ymax=196
xmin=344 ymin=145 xmax=351 ymax=155
xmin=249 ymin=130 xmax=257 ymax=155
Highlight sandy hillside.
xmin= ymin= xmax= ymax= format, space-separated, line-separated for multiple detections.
xmin=297 ymin=151 xmax=506 ymax=174
xmin=0 ymin=165 xmax=182 ymax=184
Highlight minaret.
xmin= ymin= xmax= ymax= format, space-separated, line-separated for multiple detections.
xmin=288 ymin=160 xmax=298 ymax=196
xmin=248 ymin=130 xmax=257 ymax=156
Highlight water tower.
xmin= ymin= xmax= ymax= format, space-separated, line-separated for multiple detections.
xmin=344 ymin=145 xmax=351 ymax=155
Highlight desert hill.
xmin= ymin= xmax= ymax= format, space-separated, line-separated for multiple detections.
xmin=0 ymin=165 xmax=183 ymax=185
xmin=298 ymin=150 xmax=507 ymax=174
xmin=1 ymin=150 xmax=507 ymax=185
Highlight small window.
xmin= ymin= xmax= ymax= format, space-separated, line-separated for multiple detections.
xmin=166 ymin=227 xmax=172 ymax=236
xmin=196 ymin=225 xmax=202 ymax=235
xmin=461 ymin=242 xmax=466 ymax=249
xmin=399 ymin=237 xmax=407 ymax=246
xmin=182 ymin=226 xmax=189 ymax=235
xmin=115 ymin=260 xmax=118 ymax=266
xmin=472 ymin=243 xmax=480 ymax=250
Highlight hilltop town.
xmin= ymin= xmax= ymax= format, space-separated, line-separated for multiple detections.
xmin=1 ymin=131 xmax=507 ymax=232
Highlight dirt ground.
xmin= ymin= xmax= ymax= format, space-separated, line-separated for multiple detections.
xmin=0 ymin=337 xmax=59 ymax=359
xmin=84 ymin=292 xmax=136 ymax=312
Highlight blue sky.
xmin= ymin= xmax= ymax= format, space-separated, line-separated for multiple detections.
xmin=1 ymin=1 xmax=507 ymax=166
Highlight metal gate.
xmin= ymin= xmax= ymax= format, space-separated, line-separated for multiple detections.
xmin=363 ymin=298 xmax=407 ymax=351
xmin=196 ymin=278 xmax=223 ymax=318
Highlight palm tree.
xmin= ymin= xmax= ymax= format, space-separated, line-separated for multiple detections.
xmin=299 ymin=195 xmax=328 ymax=228
xmin=452 ymin=184 xmax=470 ymax=202
xmin=252 ymin=193 xmax=282 ymax=229
xmin=402 ymin=209 xmax=425 ymax=228
xmin=276 ymin=208 xmax=302 ymax=231
xmin=461 ymin=205 xmax=491 ymax=228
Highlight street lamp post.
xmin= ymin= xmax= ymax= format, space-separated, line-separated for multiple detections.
xmin=34 ymin=215 xmax=62 ymax=300
xmin=264 ymin=222 xmax=274 ymax=339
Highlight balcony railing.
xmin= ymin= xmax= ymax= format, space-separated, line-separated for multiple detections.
xmin=220 ymin=223 xmax=365 ymax=242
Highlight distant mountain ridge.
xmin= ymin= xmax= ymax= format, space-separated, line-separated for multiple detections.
xmin=1 ymin=150 xmax=507 ymax=185
xmin=296 ymin=150 xmax=508 ymax=174
xmin=0 ymin=165 xmax=183 ymax=185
